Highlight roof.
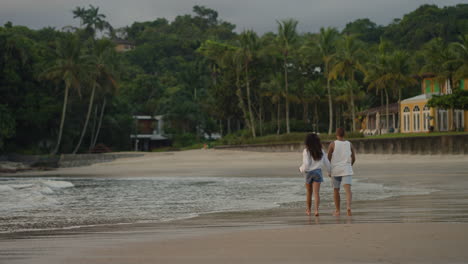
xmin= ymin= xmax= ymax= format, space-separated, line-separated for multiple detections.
xmin=113 ymin=39 xmax=135 ymax=45
xmin=412 ymin=73 xmax=436 ymax=79
xmin=130 ymin=134 xmax=168 ymax=140
xmin=401 ymin=93 xmax=434 ymax=103
xmin=133 ymin=115 xmax=163 ymax=120
xmin=358 ymin=103 xmax=399 ymax=116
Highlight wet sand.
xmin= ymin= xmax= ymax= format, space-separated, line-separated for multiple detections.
xmin=1 ymin=150 xmax=468 ymax=263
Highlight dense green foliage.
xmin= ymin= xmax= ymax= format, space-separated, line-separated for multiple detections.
xmin=1 ymin=4 xmax=468 ymax=154
xmin=428 ymin=89 xmax=468 ymax=110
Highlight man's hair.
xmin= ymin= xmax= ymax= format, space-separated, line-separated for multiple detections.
xmin=336 ymin=127 xmax=345 ymax=137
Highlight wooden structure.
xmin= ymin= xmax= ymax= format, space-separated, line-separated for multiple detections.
xmin=130 ymin=115 xmax=170 ymax=151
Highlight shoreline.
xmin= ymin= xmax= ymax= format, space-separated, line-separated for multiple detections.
xmin=1 ymin=150 xmax=467 ymax=178
xmin=0 ymin=184 xmax=447 ymax=237
xmin=1 ymin=186 xmax=461 ymax=238
xmin=1 ymin=150 xmax=468 ymax=263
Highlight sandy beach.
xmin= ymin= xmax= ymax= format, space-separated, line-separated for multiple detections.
xmin=1 ymin=149 xmax=468 ymax=263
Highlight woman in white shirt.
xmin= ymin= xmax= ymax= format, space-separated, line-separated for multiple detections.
xmin=299 ymin=133 xmax=331 ymax=216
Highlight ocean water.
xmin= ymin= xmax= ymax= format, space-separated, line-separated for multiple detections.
xmin=0 ymin=176 xmax=433 ymax=233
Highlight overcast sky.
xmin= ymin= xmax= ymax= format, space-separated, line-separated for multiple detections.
xmin=0 ymin=0 xmax=465 ymax=34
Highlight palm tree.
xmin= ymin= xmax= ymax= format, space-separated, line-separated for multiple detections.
xmin=72 ymin=5 xmax=111 ymax=38
xmin=198 ymin=40 xmax=251 ymax=133
xmin=451 ymin=34 xmax=468 ymax=80
xmin=90 ymin=46 xmax=120 ymax=150
xmin=277 ymin=19 xmax=298 ymax=134
xmin=387 ymin=50 xmax=418 ymax=110
xmin=387 ymin=51 xmax=414 ymax=102
xmin=260 ymin=75 xmax=283 ymax=134
xmin=42 ymin=34 xmax=89 ymax=155
xmin=330 ymin=35 xmax=365 ymax=132
xmin=73 ymin=39 xmax=119 ymax=154
xmin=239 ymin=30 xmax=259 ymax=138
xmin=421 ymin=38 xmax=458 ymax=89
xmin=305 ymin=79 xmax=326 ymax=132
xmin=335 ymin=80 xmax=365 ymax=129
xmin=72 ymin=7 xmax=87 ymax=27
xmin=317 ymin=27 xmax=339 ymax=134
xmin=367 ymin=41 xmax=417 ymax=131
xmin=420 ymin=37 xmax=458 ymax=131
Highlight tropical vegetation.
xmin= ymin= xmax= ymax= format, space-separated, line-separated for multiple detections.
xmin=1 ymin=4 xmax=468 ymax=153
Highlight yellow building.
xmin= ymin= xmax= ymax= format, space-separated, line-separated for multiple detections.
xmin=114 ymin=39 xmax=135 ymax=52
xmin=400 ymin=74 xmax=468 ymax=133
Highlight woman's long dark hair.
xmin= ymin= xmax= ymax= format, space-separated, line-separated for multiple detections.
xmin=305 ymin=133 xmax=323 ymax=161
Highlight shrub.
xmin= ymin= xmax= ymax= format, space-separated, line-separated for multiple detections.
xmin=172 ymin=133 xmax=198 ymax=148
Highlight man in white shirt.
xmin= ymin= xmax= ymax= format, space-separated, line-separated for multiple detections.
xmin=327 ymin=128 xmax=356 ymax=216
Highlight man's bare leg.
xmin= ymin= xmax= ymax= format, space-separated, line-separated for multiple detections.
xmin=305 ymin=183 xmax=312 ymax=216
xmin=313 ymin=182 xmax=321 ymax=216
xmin=333 ymin=188 xmax=340 ymax=216
xmin=344 ymin=184 xmax=352 ymax=216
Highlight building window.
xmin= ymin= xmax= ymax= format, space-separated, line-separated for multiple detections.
xmin=425 ymin=80 xmax=431 ymax=93
xmin=413 ymin=106 xmax=421 ymax=132
xmin=423 ymin=105 xmax=430 ymax=131
xmin=455 ymin=110 xmax=464 ymax=131
xmin=438 ymin=109 xmax=448 ymax=131
xmin=434 ymin=82 xmax=440 ymax=93
xmin=403 ymin=107 xmax=411 ymax=132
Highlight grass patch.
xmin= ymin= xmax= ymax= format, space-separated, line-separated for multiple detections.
xmin=154 ymin=131 xmax=468 ymax=151
xmin=218 ymin=131 xmax=364 ymax=146
xmin=365 ymin=131 xmax=468 ymax=139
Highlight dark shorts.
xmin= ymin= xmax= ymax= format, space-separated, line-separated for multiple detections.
xmin=305 ymin=169 xmax=323 ymax=184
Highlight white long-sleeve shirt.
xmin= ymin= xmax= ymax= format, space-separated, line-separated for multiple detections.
xmin=299 ymin=149 xmax=331 ymax=174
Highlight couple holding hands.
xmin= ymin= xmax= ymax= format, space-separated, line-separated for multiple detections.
xmin=299 ymin=128 xmax=356 ymax=217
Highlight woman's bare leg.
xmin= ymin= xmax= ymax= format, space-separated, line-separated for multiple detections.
xmin=313 ymin=182 xmax=321 ymax=216
xmin=305 ymin=183 xmax=312 ymax=215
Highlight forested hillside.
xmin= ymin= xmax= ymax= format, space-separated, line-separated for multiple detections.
xmin=1 ymin=4 xmax=467 ymax=154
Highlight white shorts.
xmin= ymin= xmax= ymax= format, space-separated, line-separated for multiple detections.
xmin=332 ymin=175 xmax=352 ymax=189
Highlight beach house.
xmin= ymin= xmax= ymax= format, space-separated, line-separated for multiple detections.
xmin=400 ymin=74 xmax=468 ymax=133
xmin=359 ymin=103 xmax=400 ymax=135
xmin=130 ymin=115 xmax=170 ymax=151
xmin=114 ymin=39 xmax=135 ymax=52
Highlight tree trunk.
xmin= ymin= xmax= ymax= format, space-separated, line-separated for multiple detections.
xmin=350 ymin=88 xmax=356 ymax=132
xmin=89 ymin=105 xmax=98 ymax=149
xmin=51 ymin=84 xmax=70 ymax=155
xmin=350 ymin=76 xmax=356 ymax=133
xmin=314 ymin=102 xmax=319 ymax=132
xmin=335 ymin=105 xmax=340 ymax=130
xmin=73 ymin=83 xmax=96 ymax=154
xmin=397 ymin=87 xmax=401 ymax=130
xmin=342 ymin=104 xmax=346 ymax=128
xmin=303 ymin=101 xmax=309 ymax=123
xmin=284 ymin=57 xmax=290 ymax=134
xmin=378 ymin=91 xmax=383 ymax=135
xmin=449 ymin=76 xmax=455 ymax=131
xmin=259 ymin=97 xmax=263 ymax=136
xmin=385 ymin=88 xmax=390 ymax=131
xmin=245 ymin=63 xmax=256 ymax=137
xmin=327 ymin=70 xmax=333 ymax=135
xmin=219 ymin=120 xmax=223 ymax=136
xmin=277 ymin=102 xmax=281 ymax=135
xmin=236 ymin=71 xmax=250 ymax=132
xmin=92 ymin=98 xmax=106 ymax=149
